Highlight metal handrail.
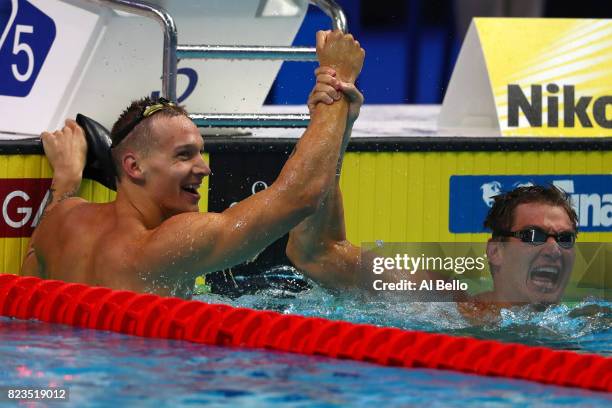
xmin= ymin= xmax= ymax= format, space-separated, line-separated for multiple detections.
xmin=86 ymin=0 xmax=348 ymax=128
xmin=190 ymin=113 xmax=310 ymax=128
xmin=87 ymin=0 xmax=178 ymax=101
xmin=177 ymin=45 xmax=318 ymax=61
xmin=311 ymin=0 xmax=347 ymax=32
xmin=177 ymin=0 xmax=347 ymax=62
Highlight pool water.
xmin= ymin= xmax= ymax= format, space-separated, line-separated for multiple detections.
xmin=1 ymin=317 xmax=611 ymax=407
xmin=1 ymin=267 xmax=610 ymax=407
xmin=204 ymin=267 xmax=612 ymax=356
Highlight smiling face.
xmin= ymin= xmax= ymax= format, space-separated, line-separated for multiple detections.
xmin=140 ymin=115 xmax=211 ymax=217
xmin=488 ymin=202 xmax=576 ymax=304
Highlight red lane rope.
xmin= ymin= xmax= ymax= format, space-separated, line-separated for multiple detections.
xmin=1 ymin=274 xmax=610 ymax=392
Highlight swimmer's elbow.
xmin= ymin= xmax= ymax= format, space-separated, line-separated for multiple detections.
xmin=295 ymin=178 xmax=329 ymax=215
xmin=299 ymin=193 xmax=324 ymax=218
xmin=287 ymin=239 xmax=357 ymax=290
xmin=286 ymin=242 xmax=321 ymax=282
xmin=277 ymin=185 xmax=323 ymax=221
xmin=286 ymin=233 xmax=329 ymax=275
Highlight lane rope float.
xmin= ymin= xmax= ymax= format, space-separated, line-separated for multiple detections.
xmin=0 ymin=274 xmax=610 ymax=392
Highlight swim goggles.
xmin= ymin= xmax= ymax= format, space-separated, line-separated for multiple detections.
xmin=498 ymin=227 xmax=576 ymax=249
xmin=111 ymin=97 xmax=176 ymax=147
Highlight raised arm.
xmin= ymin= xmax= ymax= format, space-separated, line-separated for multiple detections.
xmin=21 ymin=119 xmax=86 ymax=276
xmin=138 ymin=31 xmax=365 ymax=277
xmin=286 ymin=68 xmax=365 ymax=289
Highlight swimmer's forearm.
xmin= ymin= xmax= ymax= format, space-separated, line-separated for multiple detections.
xmin=274 ymin=98 xmax=349 ymax=208
xmin=286 ymin=118 xmax=359 ymax=284
xmin=287 ymin=116 xmax=354 ymax=256
xmin=318 ymin=117 xmax=353 ymax=227
xmin=336 ymin=118 xmax=355 ymax=177
xmin=288 ymin=179 xmax=346 ymax=255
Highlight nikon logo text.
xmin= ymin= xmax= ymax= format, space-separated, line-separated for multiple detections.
xmin=507 ymin=84 xmax=612 ymax=128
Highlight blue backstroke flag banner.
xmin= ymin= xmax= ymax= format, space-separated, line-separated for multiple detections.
xmin=449 ymin=175 xmax=612 ymax=233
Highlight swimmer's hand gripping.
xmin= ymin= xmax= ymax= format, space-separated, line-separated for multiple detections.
xmin=76 ymin=114 xmax=116 ymax=191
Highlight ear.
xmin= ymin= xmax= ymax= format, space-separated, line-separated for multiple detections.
xmin=121 ymin=151 xmax=145 ymax=181
xmin=486 ymin=238 xmax=503 ymax=275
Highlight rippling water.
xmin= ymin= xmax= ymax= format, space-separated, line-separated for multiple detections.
xmin=0 ymin=267 xmax=610 ymax=407
xmin=1 ymin=318 xmax=611 ymax=407
xmin=196 ymin=267 xmax=612 ymax=356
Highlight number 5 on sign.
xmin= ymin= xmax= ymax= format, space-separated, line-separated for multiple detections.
xmin=11 ymin=24 xmax=34 ymax=82
xmin=0 ymin=0 xmax=55 ymax=97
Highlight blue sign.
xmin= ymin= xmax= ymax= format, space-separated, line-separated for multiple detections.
xmin=449 ymin=175 xmax=612 ymax=233
xmin=0 ymin=0 xmax=56 ymax=97
xmin=150 ymin=67 xmax=199 ymax=103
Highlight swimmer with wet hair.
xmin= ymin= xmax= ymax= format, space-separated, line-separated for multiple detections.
xmin=287 ymin=74 xmax=579 ymax=321
xmin=463 ymin=185 xmax=578 ymax=317
xmin=21 ymin=30 xmax=365 ymax=298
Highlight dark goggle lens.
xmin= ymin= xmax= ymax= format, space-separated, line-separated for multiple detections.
xmin=556 ymin=232 xmax=576 ymax=248
xmin=520 ymin=228 xmax=575 ymax=248
xmin=528 ymin=229 xmax=547 ymax=244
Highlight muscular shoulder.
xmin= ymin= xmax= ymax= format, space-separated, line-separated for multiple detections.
xmin=40 ymin=198 xmax=97 ymax=230
xmin=33 ymin=199 xmax=108 ymax=248
xmin=28 ymin=199 xmax=112 ymax=280
xmin=44 ymin=196 xmax=88 ymax=217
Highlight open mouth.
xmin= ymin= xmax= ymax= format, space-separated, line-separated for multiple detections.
xmin=528 ymin=266 xmax=561 ymax=293
xmin=181 ymin=184 xmax=201 ymax=198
